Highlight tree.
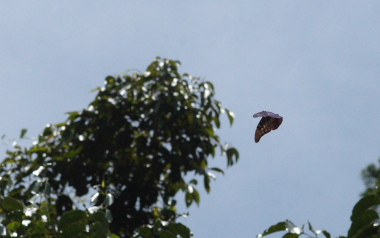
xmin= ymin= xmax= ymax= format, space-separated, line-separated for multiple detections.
xmin=0 ymin=58 xmax=239 ymax=237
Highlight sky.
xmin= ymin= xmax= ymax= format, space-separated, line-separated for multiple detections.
xmin=1 ymin=1 xmax=380 ymax=237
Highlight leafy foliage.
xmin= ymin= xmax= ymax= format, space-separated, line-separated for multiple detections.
xmin=0 ymin=58 xmax=238 ymax=237
xmin=361 ymin=158 xmax=380 ymax=197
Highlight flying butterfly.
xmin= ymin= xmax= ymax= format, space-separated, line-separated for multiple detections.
xmin=253 ymin=111 xmax=283 ymax=143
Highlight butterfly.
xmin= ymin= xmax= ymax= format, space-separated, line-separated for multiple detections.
xmin=253 ymin=111 xmax=283 ymax=143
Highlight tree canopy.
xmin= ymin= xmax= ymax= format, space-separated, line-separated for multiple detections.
xmin=0 ymin=58 xmax=238 ymax=237
xmin=2 ymin=57 xmax=379 ymax=238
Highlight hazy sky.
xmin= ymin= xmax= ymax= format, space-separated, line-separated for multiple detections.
xmin=1 ymin=2 xmax=380 ymax=237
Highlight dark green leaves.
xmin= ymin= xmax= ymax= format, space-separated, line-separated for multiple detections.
xmin=0 ymin=58 xmax=238 ymax=237
xmin=350 ymin=194 xmax=380 ymax=221
xmin=347 ymin=193 xmax=380 ymax=237
xmin=136 ymin=222 xmax=191 ymax=238
xmin=185 ymin=184 xmax=200 ymax=207
xmin=19 ymin=129 xmax=27 ymax=139
xmin=226 ymin=147 xmax=239 ymax=167
xmin=58 ymin=210 xmax=110 ymax=238
xmin=257 ymin=221 xmax=287 ymax=237
xmin=0 ymin=197 xmax=24 ymax=212
xmin=224 ymin=109 xmax=235 ymax=126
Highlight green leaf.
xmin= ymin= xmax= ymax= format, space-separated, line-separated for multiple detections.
xmin=0 ymin=196 xmax=24 ymax=211
xmin=350 ymin=194 xmax=380 ymax=221
xmin=308 ymin=221 xmax=322 ymax=235
xmin=189 ymin=179 xmax=198 ymax=185
xmin=209 ymin=167 xmax=224 ymax=175
xmin=204 ymin=174 xmax=211 ymax=193
xmin=29 ymin=146 xmax=48 ymax=154
xmin=321 ymin=230 xmax=331 ymax=238
xmin=7 ymin=221 xmax=21 ymax=231
xmin=138 ymin=225 xmax=152 ymax=237
xmin=225 ymin=109 xmax=235 ymax=126
xmin=90 ymin=221 xmax=108 ymax=238
xmin=60 ymin=221 xmax=87 ymax=238
xmin=285 ymin=220 xmax=303 ymax=234
xmin=20 ymin=128 xmax=27 ymax=139
xmin=108 ymin=233 xmax=121 ymax=238
xmin=226 ymin=147 xmax=239 ymax=166
xmin=257 ymin=221 xmax=286 ymax=237
xmin=214 ymin=116 xmax=220 ymax=128
xmin=167 ymin=223 xmax=191 ymax=238
xmin=105 ymin=193 xmax=114 ymax=206
xmin=348 ymin=209 xmax=379 ymax=237
xmin=58 ymin=210 xmax=88 ymax=229
xmin=43 ymin=182 xmax=51 ymax=196
xmin=157 ymin=229 xmax=176 ymax=238
xmin=90 ymin=211 xmax=108 ymax=225
xmin=193 ymin=188 xmax=200 ymax=206
xmin=90 ymin=87 xmax=102 ymax=93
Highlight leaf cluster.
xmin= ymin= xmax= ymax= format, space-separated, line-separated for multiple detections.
xmin=0 ymin=58 xmax=238 ymax=237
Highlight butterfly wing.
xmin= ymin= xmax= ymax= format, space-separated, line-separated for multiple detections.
xmin=253 ymin=111 xmax=283 ymax=143
xmin=253 ymin=111 xmax=282 ymax=119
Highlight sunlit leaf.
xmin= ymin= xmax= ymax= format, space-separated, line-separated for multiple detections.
xmin=308 ymin=221 xmax=322 ymax=235
xmin=32 ymin=166 xmax=44 ymax=176
xmin=91 ymin=192 xmax=99 ymax=204
xmin=105 ymin=193 xmax=114 ymax=206
xmin=88 ymin=206 xmax=101 ymax=214
xmin=285 ymin=220 xmax=303 ymax=234
xmin=225 ymin=109 xmax=235 ymax=126
xmin=43 ymin=182 xmax=51 ymax=196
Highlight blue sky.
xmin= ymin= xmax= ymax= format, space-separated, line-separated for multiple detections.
xmin=1 ymin=1 xmax=380 ymax=237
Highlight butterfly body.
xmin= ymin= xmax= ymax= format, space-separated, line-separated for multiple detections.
xmin=253 ymin=111 xmax=283 ymax=143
